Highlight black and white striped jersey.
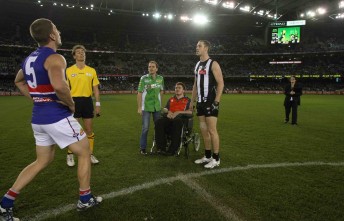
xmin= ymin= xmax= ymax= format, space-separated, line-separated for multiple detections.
xmin=194 ymin=58 xmax=217 ymax=103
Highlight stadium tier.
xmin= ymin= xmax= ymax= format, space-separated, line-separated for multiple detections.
xmin=1 ymin=0 xmax=343 ymax=93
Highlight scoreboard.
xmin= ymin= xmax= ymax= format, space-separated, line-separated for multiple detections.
xmin=268 ymin=20 xmax=306 ymax=45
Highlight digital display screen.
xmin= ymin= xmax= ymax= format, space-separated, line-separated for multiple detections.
xmin=271 ymin=26 xmax=300 ymax=44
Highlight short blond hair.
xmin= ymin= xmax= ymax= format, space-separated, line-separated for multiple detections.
xmin=72 ymin=45 xmax=86 ymax=56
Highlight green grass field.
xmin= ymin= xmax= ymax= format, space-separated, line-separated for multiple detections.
xmin=0 ymin=94 xmax=343 ymax=221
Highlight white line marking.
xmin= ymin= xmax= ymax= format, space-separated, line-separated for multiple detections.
xmin=179 ymin=175 xmax=245 ymax=221
xmin=23 ymin=161 xmax=344 ymax=221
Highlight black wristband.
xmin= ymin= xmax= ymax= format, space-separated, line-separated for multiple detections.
xmin=213 ymin=101 xmax=219 ymax=105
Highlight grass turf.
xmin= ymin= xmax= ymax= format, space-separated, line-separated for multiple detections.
xmin=0 ymin=94 xmax=343 ymax=221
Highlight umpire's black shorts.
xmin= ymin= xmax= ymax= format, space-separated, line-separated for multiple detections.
xmin=73 ymin=97 xmax=94 ymax=119
xmin=196 ymin=101 xmax=219 ymax=117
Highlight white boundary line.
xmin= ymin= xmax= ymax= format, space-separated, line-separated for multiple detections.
xmin=179 ymin=175 xmax=245 ymax=221
xmin=23 ymin=161 xmax=344 ymax=221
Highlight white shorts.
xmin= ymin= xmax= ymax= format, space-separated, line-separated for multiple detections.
xmin=32 ymin=116 xmax=86 ymax=149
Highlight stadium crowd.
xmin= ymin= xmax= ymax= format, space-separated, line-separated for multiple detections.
xmin=1 ymin=46 xmax=344 ymax=77
xmin=1 ymin=21 xmax=344 ymax=93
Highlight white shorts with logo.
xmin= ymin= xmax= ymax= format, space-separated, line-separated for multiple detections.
xmin=32 ymin=116 xmax=86 ymax=149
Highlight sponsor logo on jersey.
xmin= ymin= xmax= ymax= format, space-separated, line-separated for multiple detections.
xmin=32 ymin=97 xmax=54 ymax=103
xmin=146 ymin=83 xmax=159 ymax=89
xmin=198 ymin=67 xmax=207 ymax=75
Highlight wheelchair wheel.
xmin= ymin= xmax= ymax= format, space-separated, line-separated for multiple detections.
xmin=150 ymin=136 xmax=155 ymax=154
xmin=193 ymin=133 xmax=200 ymax=151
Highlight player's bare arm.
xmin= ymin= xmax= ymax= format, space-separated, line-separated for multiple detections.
xmin=191 ymin=77 xmax=197 ymax=110
xmin=45 ymin=53 xmax=75 ymax=112
xmin=14 ymin=69 xmax=32 ymax=100
xmin=212 ymin=61 xmax=224 ymax=103
xmin=93 ymin=84 xmax=101 ymax=115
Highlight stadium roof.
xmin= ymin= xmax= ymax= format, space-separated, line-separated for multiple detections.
xmin=86 ymin=0 xmax=340 ymax=20
xmin=4 ymin=0 xmax=342 ymax=22
xmin=1 ymin=0 xmax=342 ymax=34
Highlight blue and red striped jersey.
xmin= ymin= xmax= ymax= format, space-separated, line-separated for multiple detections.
xmin=22 ymin=47 xmax=71 ymax=124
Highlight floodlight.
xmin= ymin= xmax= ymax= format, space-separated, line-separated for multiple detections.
xmin=306 ymin=11 xmax=315 ymax=17
xmin=239 ymin=5 xmax=250 ymax=12
xmin=167 ymin=14 xmax=173 ymax=20
xmin=205 ymin=0 xmax=218 ymax=5
xmin=193 ymin=14 xmax=209 ymax=25
xmin=180 ymin=15 xmax=191 ymax=22
xmin=339 ymin=1 xmax=344 ymax=8
xmin=336 ymin=13 xmax=344 ymax=18
xmin=300 ymin=13 xmax=304 ymax=17
xmin=222 ymin=1 xmax=235 ymax=9
xmin=316 ymin=7 xmax=326 ymax=15
xmin=153 ymin=13 xmax=161 ymax=19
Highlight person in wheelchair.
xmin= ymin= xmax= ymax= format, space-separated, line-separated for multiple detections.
xmin=155 ymin=82 xmax=192 ymax=156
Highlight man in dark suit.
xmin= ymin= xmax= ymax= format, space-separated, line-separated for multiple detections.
xmin=284 ymin=76 xmax=302 ymax=125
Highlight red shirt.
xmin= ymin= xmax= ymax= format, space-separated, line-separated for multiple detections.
xmin=166 ymin=96 xmax=191 ymax=113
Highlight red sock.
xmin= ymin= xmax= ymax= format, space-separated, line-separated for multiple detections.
xmin=1 ymin=189 xmax=19 ymax=208
xmin=5 ymin=189 xmax=19 ymax=200
xmin=79 ymin=188 xmax=91 ymax=196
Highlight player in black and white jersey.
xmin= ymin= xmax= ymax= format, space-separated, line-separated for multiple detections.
xmin=192 ymin=40 xmax=224 ymax=169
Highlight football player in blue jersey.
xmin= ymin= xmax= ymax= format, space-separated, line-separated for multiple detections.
xmin=0 ymin=18 xmax=102 ymax=221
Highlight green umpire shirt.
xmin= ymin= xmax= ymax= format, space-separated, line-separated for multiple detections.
xmin=138 ymin=74 xmax=164 ymax=112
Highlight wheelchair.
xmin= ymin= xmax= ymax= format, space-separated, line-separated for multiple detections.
xmin=150 ymin=114 xmax=200 ymax=158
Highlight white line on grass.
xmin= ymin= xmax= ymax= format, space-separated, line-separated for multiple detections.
xmin=179 ymin=175 xmax=245 ymax=221
xmin=23 ymin=161 xmax=344 ymax=221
